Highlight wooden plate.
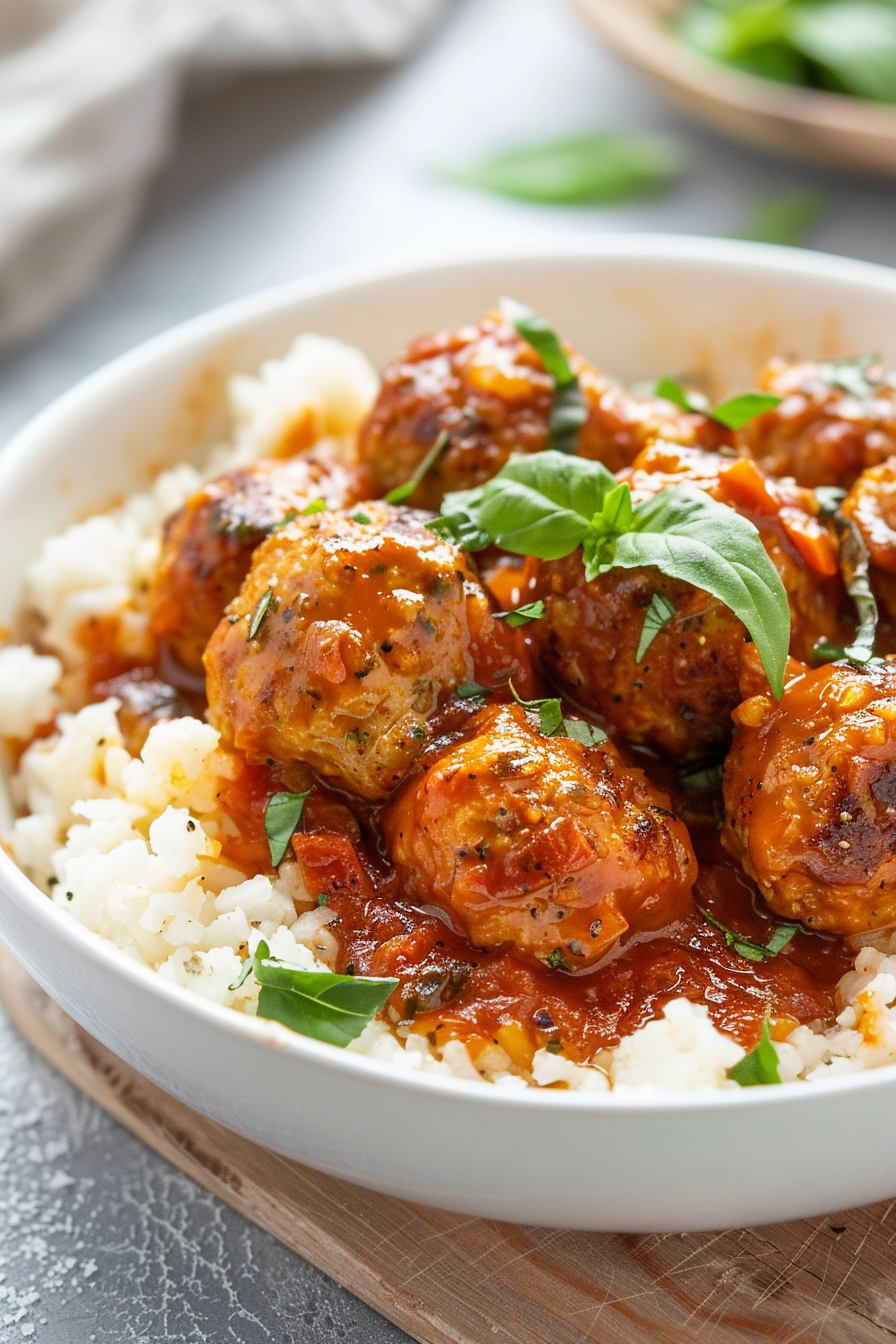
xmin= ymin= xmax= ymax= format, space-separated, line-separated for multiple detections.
xmin=566 ymin=0 xmax=896 ymax=177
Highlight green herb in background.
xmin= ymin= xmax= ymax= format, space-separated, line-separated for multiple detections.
xmin=441 ymin=132 xmax=684 ymax=205
xmin=501 ymin=298 xmax=589 ymax=454
xmin=230 ymin=939 xmax=398 ymax=1047
xmin=736 ymin=188 xmax=827 ymax=246
xmin=385 ymin=429 xmax=451 ymax=505
xmin=656 ymin=377 xmax=782 ymax=428
xmin=678 ymin=0 xmax=896 ymax=106
xmin=728 ymin=1014 xmax=782 ymax=1086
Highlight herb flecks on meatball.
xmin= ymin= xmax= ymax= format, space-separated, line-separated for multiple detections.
xmin=724 ymin=658 xmax=896 ymax=935
xmin=203 ymin=503 xmax=528 ymax=801
xmin=382 ymin=701 xmax=696 ymax=970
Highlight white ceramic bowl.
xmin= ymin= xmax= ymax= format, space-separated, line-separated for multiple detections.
xmin=3 ymin=237 xmax=896 ymax=1234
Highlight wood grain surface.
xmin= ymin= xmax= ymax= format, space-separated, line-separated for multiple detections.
xmin=3 ymin=948 xmax=896 ymax=1344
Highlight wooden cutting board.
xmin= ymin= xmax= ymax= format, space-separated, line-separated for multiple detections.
xmin=3 ymin=948 xmax=896 ymax=1344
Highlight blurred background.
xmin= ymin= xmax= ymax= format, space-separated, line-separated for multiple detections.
xmin=2 ymin=0 xmax=896 ymax=1338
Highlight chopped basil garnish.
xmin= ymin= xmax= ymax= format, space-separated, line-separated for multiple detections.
xmin=812 ymin=495 xmax=879 ymax=665
xmin=636 ymin=592 xmax=676 ymax=663
xmin=264 ymin=790 xmax=310 ymax=867
xmin=698 ymin=906 xmax=797 ymax=963
xmin=352 ymin=510 xmax=372 ymax=525
xmin=500 ymin=298 xmax=588 ymax=454
xmin=736 ymin=189 xmax=827 ymax=248
xmin=432 ymin=451 xmax=789 ymax=698
xmin=302 ymin=498 xmax=327 ymax=516
xmin=728 ymin=1014 xmax=781 ymax=1088
xmin=508 ymin=680 xmax=606 ymax=744
xmin=817 ymin=353 xmax=881 ymax=400
xmin=563 ymin=719 xmax=608 ymax=747
xmin=232 ymin=939 xmax=398 ymax=1047
xmin=656 ymin=378 xmax=782 ymax=429
xmin=441 ymin=131 xmax=683 ymax=205
xmin=385 ymin=430 xmax=450 ymax=506
xmin=248 ymin=587 xmax=275 ymax=640
xmin=456 ymin=681 xmax=492 ymax=701
xmin=496 ymin=599 xmax=546 ymax=627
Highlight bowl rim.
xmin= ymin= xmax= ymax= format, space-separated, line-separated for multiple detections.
xmin=5 ymin=231 xmax=896 ymax=1117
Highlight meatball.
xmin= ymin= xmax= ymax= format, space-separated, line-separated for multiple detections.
xmin=738 ymin=357 xmax=896 ymax=489
xmin=842 ymin=459 xmax=896 ymax=623
xmin=532 ymin=445 xmax=848 ymax=762
xmin=204 ymin=503 xmax=529 ymax=801
xmin=149 ymin=455 xmax=360 ymax=675
xmin=358 ymin=312 xmax=727 ymax=508
xmin=723 ymin=659 xmax=896 ymax=934
xmin=382 ymin=702 xmax=696 ymax=970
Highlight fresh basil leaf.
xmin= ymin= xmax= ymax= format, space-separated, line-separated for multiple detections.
xmin=251 ymin=940 xmax=398 ymax=1048
xmin=598 ymin=485 xmax=789 ymax=698
xmin=428 ymin=488 xmax=493 ymax=552
xmin=698 ymin=905 xmax=797 ymax=962
xmin=443 ymin=132 xmax=683 ymax=205
xmin=385 ymin=429 xmax=451 ymax=506
xmin=508 ymin=680 xmax=564 ymax=736
xmin=563 ymin=718 xmax=608 ymax=746
xmin=500 ymin=299 xmax=588 ymax=454
xmin=302 ymin=498 xmax=327 ymax=516
xmin=501 ymin=297 xmax=575 ymax=386
xmin=709 ymin=391 xmax=782 ymax=430
xmin=636 ymin=592 xmax=677 ymax=663
xmin=840 ymin=520 xmax=879 ymax=663
xmin=228 ymin=958 xmax=254 ymax=992
xmin=438 ymin=451 xmax=617 ymax=560
xmin=352 ymin=510 xmax=372 ymax=524
xmin=728 ymin=1014 xmax=782 ymax=1087
xmin=680 ymin=763 xmax=724 ymax=789
xmin=456 ymin=680 xmax=492 ymax=701
xmin=817 ymin=353 xmax=881 ymax=400
xmin=496 ymin=599 xmax=546 ymax=627
xmin=789 ymin=2 xmax=896 ymax=104
xmin=248 ymin=586 xmax=276 ymax=640
xmin=736 ymin=189 xmax=827 ymax=247
xmin=264 ymin=790 xmax=310 ymax=867
xmin=655 ymin=376 xmax=703 ymax=414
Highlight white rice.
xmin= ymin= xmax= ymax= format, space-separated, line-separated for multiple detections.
xmin=4 ymin=330 xmax=896 ymax=1093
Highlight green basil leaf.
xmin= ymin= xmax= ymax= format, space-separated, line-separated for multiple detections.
xmin=437 ymin=451 xmax=617 ymax=559
xmin=500 ymin=299 xmax=588 ymax=454
xmin=563 ymin=718 xmax=608 ymax=746
xmin=680 ymin=763 xmax=724 ymax=790
xmin=655 ymin=376 xmax=703 ymax=414
xmin=698 ymin=906 xmax=797 ymax=962
xmin=789 ymin=2 xmax=896 ymax=103
xmin=597 ymin=485 xmax=789 ymax=697
xmin=736 ymin=189 xmax=827 ymax=247
xmin=538 ymin=699 xmax=564 ymax=736
xmin=709 ymin=391 xmax=782 ymax=430
xmin=728 ymin=1014 xmax=782 ymax=1087
xmin=456 ymin=680 xmax=492 ymax=701
xmin=501 ymin=297 xmax=575 ymax=385
xmin=817 ymin=353 xmax=881 ymax=400
xmin=252 ymin=940 xmax=398 ymax=1048
xmin=443 ymin=132 xmax=683 ymax=205
xmin=636 ymin=592 xmax=677 ymax=663
xmin=428 ymin=488 xmax=493 ymax=551
xmin=385 ymin=429 xmax=450 ymax=505
xmin=840 ymin=520 xmax=879 ymax=663
xmin=264 ymin=790 xmax=310 ymax=867
xmin=248 ymin=586 xmax=276 ymax=640
xmin=496 ymin=599 xmax=546 ymax=627
xmin=352 ymin=510 xmax=372 ymax=524
xmin=548 ymin=378 xmax=589 ymax=454
xmin=302 ymin=498 xmax=327 ymax=516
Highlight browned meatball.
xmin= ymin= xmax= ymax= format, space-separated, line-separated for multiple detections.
xmin=532 ymin=445 xmax=849 ymax=762
xmin=204 ymin=503 xmax=530 ymax=801
xmin=381 ymin=702 xmax=696 ymax=970
xmin=738 ymin=357 xmax=896 ymax=489
xmin=358 ymin=312 xmax=727 ymax=508
xmin=723 ymin=659 xmax=896 ymax=934
xmin=149 ymin=455 xmax=361 ymax=675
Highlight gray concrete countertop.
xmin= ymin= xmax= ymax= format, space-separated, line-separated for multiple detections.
xmin=1 ymin=0 xmax=895 ymax=1338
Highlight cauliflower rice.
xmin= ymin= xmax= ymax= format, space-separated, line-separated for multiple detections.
xmin=3 ymin=330 xmax=896 ymax=1094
